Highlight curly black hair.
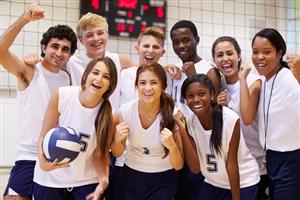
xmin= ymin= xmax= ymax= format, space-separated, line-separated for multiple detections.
xmin=40 ymin=25 xmax=77 ymax=57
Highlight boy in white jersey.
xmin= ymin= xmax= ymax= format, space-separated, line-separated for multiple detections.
xmin=120 ymin=26 xmax=167 ymax=104
xmin=24 ymin=12 xmax=133 ymax=109
xmin=68 ymin=12 xmax=133 ymax=110
xmin=0 ymin=5 xmax=77 ymax=200
xmin=170 ymin=20 xmax=221 ymax=116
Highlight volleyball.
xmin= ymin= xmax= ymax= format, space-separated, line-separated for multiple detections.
xmin=42 ymin=127 xmax=81 ymax=164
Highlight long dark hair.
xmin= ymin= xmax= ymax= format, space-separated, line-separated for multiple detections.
xmin=135 ymin=62 xmax=175 ymax=157
xmin=181 ymin=74 xmax=223 ymax=156
xmin=252 ymin=28 xmax=288 ymax=69
xmin=81 ymin=57 xmax=118 ymax=164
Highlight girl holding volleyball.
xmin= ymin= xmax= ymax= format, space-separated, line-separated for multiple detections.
xmin=111 ymin=62 xmax=184 ymax=200
xmin=175 ymin=74 xmax=260 ymax=200
xmin=240 ymin=28 xmax=300 ymax=199
xmin=34 ymin=57 xmax=117 ymax=200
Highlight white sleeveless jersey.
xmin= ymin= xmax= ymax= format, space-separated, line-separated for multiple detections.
xmin=67 ymin=51 xmax=122 ymax=109
xmin=117 ymin=66 xmax=173 ymax=167
xmin=16 ymin=63 xmax=70 ymax=161
xmin=34 ymin=86 xmax=100 ymax=187
xmin=258 ymin=67 xmax=300 ymax=152
xmin=222 ymin=74 xmax=266 ymax=174
xmin=172 ymin=59 xmax=215 ymax=115
xmin=119 ymin=99 xmax=173 ymax=173
xmin=187 ymin=107 xmax=260 ymax=189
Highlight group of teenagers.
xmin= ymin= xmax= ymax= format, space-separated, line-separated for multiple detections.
xmin=1 ymin=4 xmax=299 ymax=200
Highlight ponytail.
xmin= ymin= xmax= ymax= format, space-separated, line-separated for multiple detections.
xmin=210 ymin=101 xmax=223 ymax=156
xmin=281 ymin=60 xmax=289 ymax=69
xmin=160 ymin=91 xmax=176 ymax=158
xmin=95 ymin=99 xmax=113 ymax=165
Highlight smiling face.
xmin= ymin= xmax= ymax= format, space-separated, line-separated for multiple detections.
xmin=84 ymin=61 xmax=111 ymax=97
xmin=42 ymin=38 xmax=72 ymax=69
xmin=252 ymin=36 xmax=282 ymax=80
xmin=136 ymin=35 xmax=165 ymax=65
xmin=171 ymin=27 xmax=199 ymax=63
xmin=79 ymin=25 xmax=108 ymax=58
xmin=137 ymin=70 xmax=163 ymax=104
xmin=213 ymin=41 xmax=241 ymax=83
xmin=185 ymin=81 xmax=213 ymax=117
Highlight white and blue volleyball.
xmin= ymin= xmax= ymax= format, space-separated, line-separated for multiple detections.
xmin=42 ymin=127 xmax=81 ymax=164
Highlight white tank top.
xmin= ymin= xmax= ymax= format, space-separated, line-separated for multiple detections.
xmin=119 ymin=99 xmax=173 ymax=173
xmin=222 ymin=74 xmax=266 ymax=174
xmin=34 ymin=86 xmax=101 ymax=187
xmin=67 ymin=51 xmax=122 ymax=110
xmin=16 ymin=63 xmax=70 ymax=161
xmin=172 ymin=59 xmax=215 ymax=115
xmin=187 ymin=107 xmax=260 ymax=189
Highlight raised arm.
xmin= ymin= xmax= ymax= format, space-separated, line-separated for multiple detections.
xmin=286 ymin=55 xmax=300 ymax=84
xmin=226 ymin=119 xmax=240 ymax=200
xmin=239 ymin=64 xmax=261 ymax=125
xmin=0 ymin=4 xmax=44 ymax=89
xmin=111 ymin=113 xmax=129 ymax=157
xmin=174 ymin=111 xmax=200 ymax=173
xmin=160 ymin=128 xmax=184 ymax=170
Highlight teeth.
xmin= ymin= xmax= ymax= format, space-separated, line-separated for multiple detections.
xmin=193 ymin=105 xmax=203 ymax=109
xmin=222 ymin=64 xmax=231 ymax=72
xmin=257 ymin=63 xmax=265 ymax=67
xmin=91 ymin=43 xmax=102 ymax=48
xmin=92 ymin=84 xmax=101 ymax=89
xmin=145 ymin=56 xmax=154 ymax=61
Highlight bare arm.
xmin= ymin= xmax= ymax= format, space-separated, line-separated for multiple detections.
xmin=287 ymin=55 xmax=300 ymax=84
xmin=111 ymin=113 xmax=128 ymax=157
xmin=118 ymin=53 xmax=134 ymax=69
xmin=174 ymin=111 xmax=200 ymax=173
xmin=226 ymin=120 xmax=240 ymax=200
xmin=86 ymin=147 xmax=110 ymax=200
xmin=0 ymin=4 xmax=44 ymax=88
xmin=37 ymin=89 xmax=69 ymax=171
xmin=160 ymin=128 xmax=184 ymax=170
xmin=239 ymin=65 xmax=261 ymax=125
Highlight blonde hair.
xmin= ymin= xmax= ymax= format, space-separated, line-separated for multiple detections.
xmin=77 ymin=12 xmax=108 ymax=37
xmin=137 ymin=27 xmax=165 ymax=47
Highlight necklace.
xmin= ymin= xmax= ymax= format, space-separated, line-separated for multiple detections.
xmin=144 ymin=110 xmax=160 ymax=122
xmin=263 ymin=69 xmax=280 ymax=150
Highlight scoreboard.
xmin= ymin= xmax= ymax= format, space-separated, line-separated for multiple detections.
xmin=80 ymin=0 xmax=167 ymax=38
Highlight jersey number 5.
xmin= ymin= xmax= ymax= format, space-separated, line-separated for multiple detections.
xmin=79 ymin=133 xmax=90 ymax=152
xmin=206 ymin=154 xmax=218 ymax=172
